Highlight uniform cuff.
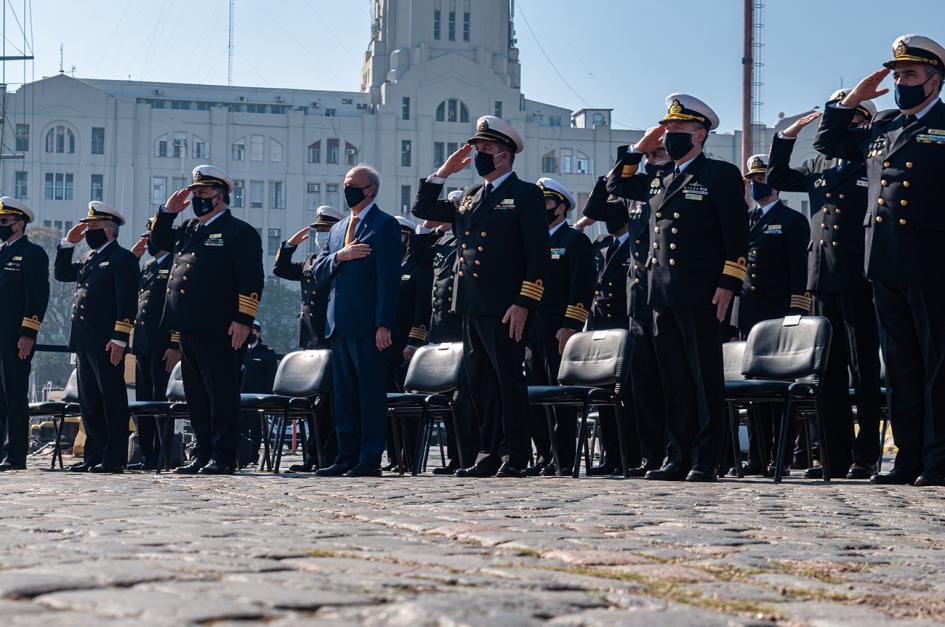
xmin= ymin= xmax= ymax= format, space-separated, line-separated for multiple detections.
xmin=426 ymin=174 xmax=446 ymax=184
xmin=790 ymin=293 xmax=812 ymax=311
xmin=564 ymin=303 xmax=590 ymax=328
xmin=407 ymin=325 xmax=429 ymax=343
xmin=20 ymin=316 xmax=42 ymax=337
xmin=238 ymin=292 xmax=261 ymax=318
xmin=59 ymin=240 xmax=75 ymax=249
xmin=517 ymin=280 xmax=545 ymax=308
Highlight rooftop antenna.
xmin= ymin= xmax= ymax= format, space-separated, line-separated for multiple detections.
xmin=227 ymin=0 xmax=234 ymax=85
xmin=59 ymin=43 xmax=63 ymax=73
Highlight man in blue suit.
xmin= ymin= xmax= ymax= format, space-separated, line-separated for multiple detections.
xmin=314 ymin=165 xmax=401 ymax=477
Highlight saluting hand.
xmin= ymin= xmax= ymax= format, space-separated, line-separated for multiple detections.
xmin=131 ymin=236 xmax=148 ymax=258
xmin=105 ymin=340 xmax=124 ymax=366
xmin=502 ymin=304 xmax=528 ymax=342
xmin=842 ymin=68 xmax=891 ymax=107
xmin=228 ymin=321 xmax=250 ymax=350
xmin=287 ymin=226 xmax=310 ymax=247
xmin=163 ymin=188 xmax=192 ymax=214
xmin=781 ymin=111 xmax=823 ymax=138
xmin=435 ymin=144 xmax=473 ymax=179
xmin=64 ymin=222 xmax=87 ymax=244
xmin=632 ymin=125 xmax=666 ymax=155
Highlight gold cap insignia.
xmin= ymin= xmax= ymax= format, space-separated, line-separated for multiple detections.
xmin=193 ymin=171 xmax=203 ymax=182
xmin=87 ymin=208 xmax=96 ymax=218
xmin=669 ymin=99 xmax=683 ymax=115
xmin=895 ymin=39 xmax=908 ymax=57
xmin=751 ymin=157 xmax=764 ymax=169
xmin=478 ymin=120 xmax=489 ymax=133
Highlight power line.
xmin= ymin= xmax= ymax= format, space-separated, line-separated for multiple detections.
xmin=515 ymin=3 xmax=591 ymax=109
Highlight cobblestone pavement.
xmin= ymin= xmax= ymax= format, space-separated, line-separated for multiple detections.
xmin=1 ymin=457 xmax=944 ymax=626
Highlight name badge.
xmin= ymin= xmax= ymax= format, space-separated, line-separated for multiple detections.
xmin=684 ymin=183 xmax=708 ymax=195
xmin=498 ymin=198 xmax=516 ymax=210
xmin=764 ymin=225 xmax=782 ymax=234
xmin=856 ymin=178 xmax=869 ymax=187
xmin=98 ymin=261 xmax=109 ymax=267
xmin=205 ymin=238 xmax=224 ymax=247
xmin=684 ymin=193 xmax=704 ymax=201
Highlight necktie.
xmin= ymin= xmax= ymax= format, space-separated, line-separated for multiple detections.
xmin=606 ymin=238 xmax=620 ymax=261
xmin=344 ymin=215 xmax=360 ymax=246
xmin=750 ymin=207 xmax=763 ymax=228
xmin=484 ymin=183 xmax=493 ymax=197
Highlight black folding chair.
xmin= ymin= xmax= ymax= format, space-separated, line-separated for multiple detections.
xmin=527 ymin=329 xmax=634 ymax=478
xmin=29 ymin=369 xmax=80 ymax=470
xmin=725 ymin=316 xmax=833 ymax=483
xmin=385 ymin=342 xmax=465 ymax=476
xmin=240 ymin=349 xmax=331 ymax=473
xmin=724 ymin=341 xmax=781 ymax=478
xmin=125 ymin=363 xmax=188 ymax=473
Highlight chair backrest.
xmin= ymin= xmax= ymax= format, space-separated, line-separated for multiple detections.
xmin=404 ymin=342 xmax=464 ymax=394
xmin=742 ymin=316 xmax=832 ymax=382
xmin=62 ymin=369 xmax=79 ymax=403
xmin=557 ymin=329 xmax=633 ymax=390
xmin=272 ymin=349 xmax=332 ymax=398
xmin=166 ymin=362 xmax=186 ymax=401
xmin=722 ymin=341 xmax=748 ymax=381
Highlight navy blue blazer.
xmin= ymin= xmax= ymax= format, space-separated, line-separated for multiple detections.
xmin=314 ymin=204 xmax=402 ymax=340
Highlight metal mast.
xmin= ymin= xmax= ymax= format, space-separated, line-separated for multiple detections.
xmin=227 ymin=0 xmax=235 ymax=85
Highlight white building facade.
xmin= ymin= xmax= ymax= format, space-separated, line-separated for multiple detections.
xmin=0 ymin=0 xmax=813 ymax=259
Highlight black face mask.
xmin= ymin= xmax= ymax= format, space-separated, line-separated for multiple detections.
xmin=0 ymin=224 xmax=15 ymax=242
xmin=191 ymin=194 xmax=217 ymax=217
xmin=605 ymin=220 xmax=627 ymax=235
xmin=344 ymin=185 xmax=369 ymax=209
xmin=750 ymin=180 xmax=774 ymax=202
xmin=146 ymin=240 xmax=161 ymax=256
xmin=663 ymin=132 xmax=696 ymax=161
xmin=546 ymin=203 xmax=563 ymax=224
xmin=644 ymin=162 xmax=668 ymax=176
xmin=85 ymin=228 xmax=108 ymax=249
xmin=249 ymin=333 xmax=259 ymax=345
xmin=895 ymin=74 xmax=935 ymax=110
xmin=474 ymin=150 xmax=505 ymax=177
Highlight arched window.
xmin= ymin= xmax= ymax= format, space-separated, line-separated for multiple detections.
xmin=308 ymin=140 xmax=321 ymax=163
xmin=45 ymin=125 xmax=75 ymax=154
xmin=435 ymin=99 xmax=469 ymax=123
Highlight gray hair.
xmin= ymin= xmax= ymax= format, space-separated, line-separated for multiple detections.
xmin=106 ymin=223 xmax=120 ymax=238
xmin=349 ymin=163 xmax=381 ymax=195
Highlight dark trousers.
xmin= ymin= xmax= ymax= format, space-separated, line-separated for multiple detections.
xmin=76 ymin=349 xmax=129 ymax=467
xmin=653 ymin=305 xmax=725 ymax=469
xmin=630 ymin=315 xmax=667 ymax=468
xmin=463 ymin=315 xmax=530 ymax=469
xmin=0 ymin=343 xmax=33 ymax=467
xmin=813 ymin=285 xmax=883 ymax=471
xmin=180 ymin=333 xmax=244 ymax=466
xmin=330 ymin=336 xmax=388 ymax=468
xmin=525 ymin=336 xmax=576 ymax=469
xmin=873 ymin=280 xmax=945 ymax=475
xmin=134 ymin=352 xmax=169 ymax=463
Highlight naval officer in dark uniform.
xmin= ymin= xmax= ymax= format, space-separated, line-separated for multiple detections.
xmin=412 ymin=116 xmax=549 ymax=478
xmin=815 ymin=35 xmax=945 ymax=486
xmin=0 ymin=197 xmax=48 ymax=471
xmin=55 ymin=202 xmax=139 ymax=473
xmin=768 ymin=92 xmax=883 ymax=480
xmin=151 ymin=165 xmax=264 ymax=475
xmin=607 ymin=94 xmax=748 ymax=482
xmin=274 ymin=204 xmax=343 ymax=473
xmin=524 ymin=177 xmax=594 ymax=476
xmin=128 ymin=222 xmax=179 ymax=471
xmin=731 ymin=154 xmax=811 ymax=476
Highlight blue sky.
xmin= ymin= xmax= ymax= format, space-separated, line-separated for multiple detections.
xmin=18 ymin=0 xmax=943 ymax=131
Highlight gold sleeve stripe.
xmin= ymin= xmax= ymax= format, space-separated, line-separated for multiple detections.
xmin=114 ymin=320 xmax=134 ymax=333
xmin=169 ymin=331 xmax=181 ymax=343
xmin=621 ymin=164 xmax=638 ymax=179
xmin=408 ymin=326 xmax=429 ymax=342
xmin=238 ymin=293 xmax=261 ymax=316
xmin=722 ymin=259 xmax=747 ymax=281
xmin=20 ymin=316 xmax=41 ymax=331
xmin=520 ymin=285 xmax=544 ymax=300
xmin=790 ymin=294 xmax=812 ymax=310
xmin=565 ymin=304 xmax=589 ymax=323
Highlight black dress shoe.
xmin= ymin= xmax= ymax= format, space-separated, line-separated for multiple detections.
xmin=766 ymin=464 xmax=790 ymax=478
xmin=432 ymin=462 xmax=460 ymax=475
xmin=914 ymin=469 xmax=945 ymax=487
xmin=174 ymin=459 xmax=208 ymax=475
xmin=586 ymin=463 xmax=615 ymax=476
xmin=625 ymin=464 xmax=658 ymax=478
xmin=803 ymin=466 xmax=824 ymax=479
xmin=314 ymin=463 xmax=351 ymax=477
xmin=685 ymin=465 xmax=718 ymax=482
xmin=496 ymin=462 xmax=527 ymax=478
xmin=344 ymin=464 xmax=382 ymax=478
xmin=288 ymin=462 xmax=316 ymax=473
xmin=644 ymin=463 xmax=688 ymax=481
xmin=127 ymin=461 xmax=158 ymax=471
xmin=0 ymin=461 xmax=25 ymax=471
xmin=199 ymin=460 xmax=236 ymax=475
xmin=870 ymin=469 xmax=918 ymax=485
xmin=846 ymin=463 xmax=877 ymax=480
xmin=67 ymin=462 xmax=92 ymax=472
xmin=455 ymin=463 xmax=498 ymax=478
xmin=540 ymin=464 xmax=572 ymax=476
xmin=740 ymin=461 xmax=765 ymax=476
xmin=89 ymin=463 xmax=124 ymax=474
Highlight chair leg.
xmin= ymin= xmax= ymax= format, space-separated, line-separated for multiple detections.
xmin=773 ymin=397 xmax=795 ymax=483
xmin=813 ymin=397 xmax=832 ymax=482
xmin=310 ymin=410 xmax=324 ymax=469
xmin=389 ymin=411 xmax=404 ymax=476
xmin=258 ymin=410 xmax=271 ymax=472
xmin=435 ymin=419 xmax=446 ymax=470
xmin=296 ymin=417 xmax=308 ymax=468
xmin=51 ymin=412 xmax=64 ymax=470
xmin=273 ymin=412 xmax=288 ymax=473
xmin=728 ymin=403 xmax=743 ymax=479
xmin=877 ymin=415 xmax=888 ymax=472
xmin=803 ymin=415 xmax=814 ymax=472
xmin=154 ymin=414 xmax=166 ymax=474
xmin=412 ymin=406 xmax=429 ymax=476
xmin=611 ymin=402 xmax=630 ymax=478
xmin=572 ymin=399 xmax=590 ymax=479
xmin=588 ymin=419 xmax=600 ymax=466
xmin=543 ymin=407 xmax=561 ymax=477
